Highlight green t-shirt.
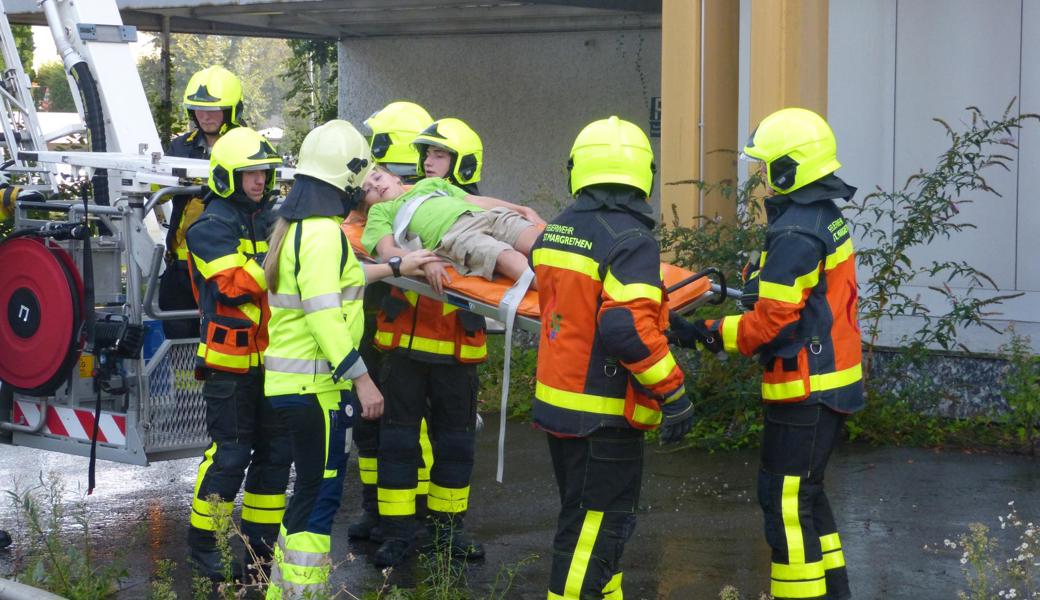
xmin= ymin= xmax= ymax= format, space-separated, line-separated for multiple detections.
xmin=362 ymin=177 xmax=480 ymax=255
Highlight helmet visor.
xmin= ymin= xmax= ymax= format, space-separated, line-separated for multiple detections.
xmin=185 ymin=104 xmax=225 ymax=112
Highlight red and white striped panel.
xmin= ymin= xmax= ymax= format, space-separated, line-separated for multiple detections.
xmin=12 ymin=400 xmax=127 ymax=447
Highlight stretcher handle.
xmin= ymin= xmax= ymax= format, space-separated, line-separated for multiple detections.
xmin=666 ymin=267 xmax=728 ymax=305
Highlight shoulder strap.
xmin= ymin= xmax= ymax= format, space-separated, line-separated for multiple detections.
xmin=293 ymin=220 xmax=303 ymax=281
xmin=391 ymin=191 xmax=445 ymax=250
xmin=340 ymin=228 xmax=349 ymax=273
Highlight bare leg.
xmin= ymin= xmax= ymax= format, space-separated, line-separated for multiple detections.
xmin=513 ymin=225 xmax=541 ymax=256
xmin=495 ymin=249 xmax=537 ymax=290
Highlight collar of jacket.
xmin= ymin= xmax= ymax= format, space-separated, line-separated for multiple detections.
xmin=276 ymin=174 xmax=351 ymax=220
xmin=769 ymin=174 xmax=857 ymax=209
xmin=573 ymin=184 xmax=656 ymax=228
xmin=203 ymin=189 xmax=267 ymax=215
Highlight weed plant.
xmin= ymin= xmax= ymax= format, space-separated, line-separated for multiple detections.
xmin=5 ymin=473 xmax=128 ymax=599
xmin=929 ymin=502 xmax=1040 ymax=599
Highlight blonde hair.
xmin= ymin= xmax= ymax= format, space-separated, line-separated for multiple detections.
xmin=263 ymin=217 xmax=290 ymax=291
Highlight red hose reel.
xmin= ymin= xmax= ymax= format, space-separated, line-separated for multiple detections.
xmin=0 ymin=237 xmax=85 ymax=395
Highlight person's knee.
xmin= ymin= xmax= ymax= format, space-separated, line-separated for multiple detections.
xmin=379 ymin=424 xmax=421 ymax=464
xmin=434 ymin=429 xmax=475 ymax=466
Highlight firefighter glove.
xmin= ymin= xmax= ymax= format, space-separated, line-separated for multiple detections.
xmin=659 ymin=395 xmax=695 ymax=444
xmin=668 ymin=313 xmax=723 ymax=354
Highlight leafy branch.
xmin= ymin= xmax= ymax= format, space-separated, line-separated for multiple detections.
xmin=849 ymin=100 xmax=1037 ymax=373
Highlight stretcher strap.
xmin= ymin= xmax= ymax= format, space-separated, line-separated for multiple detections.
xmin=496 ymin=267 xmax=535 ymax=483
xmin=392 ymin=192 xmax=443 ymax=251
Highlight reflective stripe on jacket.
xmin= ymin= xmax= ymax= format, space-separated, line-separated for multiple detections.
xmin=531 ymin=187 xmax=686 ymax=437
xmin=373 ymin=287 xmax=488 ymax=365
xmin=186 ymin=193 xmax=270 ymax=373
xmin=712 ymin=175 xmax=864 ymax=413
xmin=264 ymin=216 xmax=367 ymax=397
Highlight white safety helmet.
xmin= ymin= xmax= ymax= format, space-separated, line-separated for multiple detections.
xmin=296 ymin=119 xmax=373 ymax=191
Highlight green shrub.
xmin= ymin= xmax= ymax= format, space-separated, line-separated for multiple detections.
xmin=478 ymin=334 xmax=538 ymax=420
xmin=999 ymin=331 xmax=1040 ymax=455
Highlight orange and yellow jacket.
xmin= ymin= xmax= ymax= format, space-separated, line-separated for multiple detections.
xmin=186 ymin=192 xmax=271 ymax=374
xmin=531 ymin=187 xmax=686 ymax=437
xmin=373 ymin=287 xmax=488 ymax=365
xmin=709 ymin=175 xmax=864 ymax=413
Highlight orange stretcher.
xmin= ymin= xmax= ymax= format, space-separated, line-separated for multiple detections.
xmin=340 ymin=219 xmax=718 ymax=324
xmin=342 ymin=217 xmax=729 ymax=483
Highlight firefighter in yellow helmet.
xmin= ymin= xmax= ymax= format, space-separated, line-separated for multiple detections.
xmin=412 ymin=117 xmax=483 ymax=193
xmin=261 ymin=120 xmax=437 ymax=599
xmin=184 ymin=127 xmax=288 ymax=581
xmin=367 ymin=115 xmax=496 ymax=568
xmin=531 ymin=116 xmax=691 ymax=600
xmin=159 ymin=65 xmax=245 ymax=339
xmin=347 ymin=101 xmax=438 ymax=545
xmin=670 ymin=107 xmax=861 ymax=600
xmin=365 ymin=101 xmax=433 ymax=182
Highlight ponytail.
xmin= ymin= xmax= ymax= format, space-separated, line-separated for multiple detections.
xmin=264 ymin=217 xmax=290 ymax=291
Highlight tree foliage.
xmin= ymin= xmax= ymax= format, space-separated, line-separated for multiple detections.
xmin=280 ymin=39 xmax=338 ymax=154
xmin=0 ymin=24 xmax=35 ymax=79
xmin=137 ymin=33 xmax=294 ymax=145
xmin=35 ymin=62 xmax=76 ymax=112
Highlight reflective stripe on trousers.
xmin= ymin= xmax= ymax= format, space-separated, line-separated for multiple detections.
xmin=267 ymin=389 xmax=354 ymax=599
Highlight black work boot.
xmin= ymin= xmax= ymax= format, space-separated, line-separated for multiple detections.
xmin=241 ymin=523 xmax=277 ymax=584
xmin=188 ymin=527 xmax=242 ymax=582
xmin=425 ymin=511 xmax=485 ymax=561
xmin=348 ymin=510 xmax=383 ymax=541
xmin=372 ymin=517 xmax=416 ymax=568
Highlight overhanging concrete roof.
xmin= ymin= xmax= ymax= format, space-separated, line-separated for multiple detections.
xmin=4 ymin=1 xmax=661 ymax=39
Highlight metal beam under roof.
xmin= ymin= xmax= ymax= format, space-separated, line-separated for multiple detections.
xmin=3 ymin=1 xmax=661 ymax=39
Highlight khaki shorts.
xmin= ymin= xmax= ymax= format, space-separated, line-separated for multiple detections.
xmin=437 ymin=207 xmax=535 ymax=280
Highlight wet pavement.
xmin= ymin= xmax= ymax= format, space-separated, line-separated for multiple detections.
xmin=1 ymin=413 xmax=1038 ymax=599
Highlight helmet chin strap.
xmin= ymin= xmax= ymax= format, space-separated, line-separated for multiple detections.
xmin=342 ymin=186 xmax=365 ymax=214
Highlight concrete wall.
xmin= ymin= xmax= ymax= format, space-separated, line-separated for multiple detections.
xmin=337 ymin=29 xmax=662 ymax=217
xmin=829 ymin=0 xmax=1040 ymax=352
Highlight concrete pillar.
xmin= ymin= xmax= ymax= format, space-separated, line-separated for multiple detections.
xmin=660 ymin=0 xmax=700 ymax=228
xmin=701 ymin=0 xmax=739 ymax=222
xmin=748 ymin=0 xmax=829 ymax=126
xmin=660 ymin=0 xmax=740 ymax=226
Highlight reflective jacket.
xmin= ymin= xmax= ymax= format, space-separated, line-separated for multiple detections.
xmin=531 ymin=186 xmax=686 ymax=437
xmin=186 ymin=192 xmax=271 ymax=373
xmin=264 ymin=216 xmax=367 ymax=397
xmin=373 ymin=287 xmax=488 ymax=364
xmin=165 ymin=130 xmax=210 ymax=261
xmin=711 ymin=175 xmax=864 ymax=413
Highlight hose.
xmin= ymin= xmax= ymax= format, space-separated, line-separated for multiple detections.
xmin=69 ymin=62 xmax=109 ymax=208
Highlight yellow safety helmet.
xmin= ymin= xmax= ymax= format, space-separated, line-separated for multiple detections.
xmin=207 ymin=127 xmax=281 ymax=198
xmin=183 ymin=66 xmax=244 ymax=133
xmin=296 ymin=119 xmax=373 ymax=192
xmin=568 ymin=116 xmax=655 ymax=197
xmin=741 ymin=107 xmax=840 ymax=194
xmin=365 ymin=101 xmax=433 ymax=172
xmin=412 ymin=117 xmax=483 ymax=186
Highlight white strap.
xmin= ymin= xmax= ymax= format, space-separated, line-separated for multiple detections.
xmin=496 ymin=267 xmax=535 ymax=483
xmin=392 ymin=191 xmax=445 ymax=251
